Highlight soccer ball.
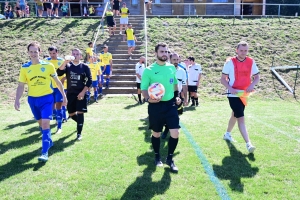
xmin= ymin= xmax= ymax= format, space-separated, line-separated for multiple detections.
xmin=148 ymin=82 xmax=165 ymax=99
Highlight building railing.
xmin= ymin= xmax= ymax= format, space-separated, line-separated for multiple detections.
xmin=0 ymin=1 xmax=299 ymax=18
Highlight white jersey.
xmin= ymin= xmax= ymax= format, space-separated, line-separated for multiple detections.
xmin=176 ymin=67 xmax=187 ymax=93
xmin=188 ymin=63 xmax=202 ymax=86
xmin=135 ymin=62 xmax=145 ymax=83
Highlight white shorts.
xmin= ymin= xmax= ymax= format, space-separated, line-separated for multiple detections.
xmin=120 ymin=18 xmax=128 ymax=25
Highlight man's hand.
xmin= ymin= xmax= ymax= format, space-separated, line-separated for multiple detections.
xmin=246 ymin=85 xmax=255 ymax=93
xmin=229 ymin=87 xmax=238 ymax=95
xmin=175 ymin=97 xmax=181 ymax=105
xmin=77 ymin=92 xmax=85 ymax=100
xmin=148 ymin=97 xmax=161 ymax=103
xmin=62 ymin=97 xmax=68 ymax=106
xmin=14 ymin=100 xmax=20 ymax=111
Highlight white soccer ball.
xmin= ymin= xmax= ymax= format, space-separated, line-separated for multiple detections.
xmin=148 ymin=82 xmax=165 ymax=99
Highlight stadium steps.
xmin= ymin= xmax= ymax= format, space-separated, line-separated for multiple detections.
xmin=97 ymin=15 xmax=145 ymax=95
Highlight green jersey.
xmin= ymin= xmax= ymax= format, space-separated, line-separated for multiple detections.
xmin=141 ymin=62 xmax=178 ymax=101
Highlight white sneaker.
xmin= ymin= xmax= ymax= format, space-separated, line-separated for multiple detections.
xmin=246 ymin=143 xmax=256 ymax=153
xmin=223 ymin=132 xmax=235 ymax=142
xmin=119 ymin=31 xmax=122 ymax=34
xmin=55 ymin=129 xmax=62 ymax=134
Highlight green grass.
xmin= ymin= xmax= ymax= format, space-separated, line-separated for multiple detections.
xmin=0 ymin=97 xmax=299 ymax=199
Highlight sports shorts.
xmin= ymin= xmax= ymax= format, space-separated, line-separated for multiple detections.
xmin=120 ymin=17 xmax=128 ymax=24
xmin=67 ymin=93 xmax=88 ymax=114
xmin=28 ymin=94 xmax=54 ymax=120
xmin=228 ymin=97 xmax=245 ymax=118
xmin=53 ymin=88 xmax=63 ymax=103
xmin=188 ymin=85 xmax=197 ymax=92
xmin=127 ymin=40 xmax=135 ymax=47
xmin=103 ymin=65 xmax=111 ymax=75
xmin=92 ymin=80 xmax=98 ymax=88
xmin=136 ymin=83 xmax=141 ymax=89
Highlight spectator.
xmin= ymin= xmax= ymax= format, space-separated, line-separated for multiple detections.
xmin=144 ymin=0 xmax=152 ymax=12
xmin=63 ymin=0 xmax=70 ymax=16
xmin=14 ymin=2 xmax=21 ymax=18
xmin=88 ymin=5 xmax=95 ymax=16
xmin=112 ymin=0 xmax=121 ymax=16
xmin=103 ymin=7 xmax=116 ymax=36
xmin=4 ymin=5 xmax=14 ymax=19
xmin=81 ymin=0 xmax=88 ymax=16
xmin=53 ymin=0 xmax=60 ymax=17
xmin=19 ymin=0 xmax=26 ymax=17
xmin=45 ymin=0 xmax=52 ymax=17
xmin=95 ymin=4 xmax=103 ymax=16
xmin=35 ymin=0 xmax=44 ymax=17
xmin=61 ymin=2 xmax=68 ymax=17
xmin=25 ymin=2 xmax=30 ymax=17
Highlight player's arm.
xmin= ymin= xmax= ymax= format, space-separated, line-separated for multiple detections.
xmin=220 ymin=61 xmax=237 ymax=94
xmin=109 ymin=56 xmax=113 ymax=70
xmin=247 ymin=73 xmax=260 ymax=93
xmin=14 ymin=82 xmax=25 ymax=111
xmin=182 ymin=75 xmax=188 ymax=105
xmin=133 ymin=31 xmax=137 ymax=42
xmin=173 ymin=84 xmax=181 ymax=105
xmin=79 ymin=66 xmax=93 ymax=96
xmin=196 ymin=72 xmax=201 ymax=87
xmin=57 ymin=60 xmax=70 ymax=74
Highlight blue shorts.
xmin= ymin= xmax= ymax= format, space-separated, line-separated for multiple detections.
xmin=127 ymin=40 xmax=135 ymax=47
xmin=28 ymin=94 xmax=54 ymax=121
xmin=53 ymin=88 xmax=63 ymax=103
xmin=20 ymin=4 xmax=26 ymax=10
xmin=103 ymin=65 xmax=111 ymax=75
xmin=92 ymin=80 xmax=98 ymax=88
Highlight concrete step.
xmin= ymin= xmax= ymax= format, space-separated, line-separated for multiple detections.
xmin=100 ymin=44 xmax=143 ymax=49
xmin=112 ymin=54 xmax=143 ymax=59
xmin=107 ymin=81 xmax=136 ymax=87
xmin=109 ymin=49 xmax=142 ymax=54
xmin=113 ymin=69 xmax=136 ymax=74
xmin=102 ymin=87 xmax=137 ymax=94
xmin=111 ymin=75 xmax=136 ymax=81
xmin=113 ymin=59 xmax=139 ymax=64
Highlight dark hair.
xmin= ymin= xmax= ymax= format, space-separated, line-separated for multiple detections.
xmin=88 ymin=42 xmax=93 ymax=46
xmin=188 ymin=56 xmax=195 ymax=62
xmin=155 ymin=42 xmax=167 ymax=53
xmin=48 ymin=46 xmax=58 ymax=52
xmin=27 ymin=41 xmax=41 ymax=52
xmin=170 ymin=53 xmax=179 ymax=60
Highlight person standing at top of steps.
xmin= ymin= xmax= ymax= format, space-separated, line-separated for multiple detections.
xmin=123 ymin=23 xmax=137 ymax=60
xmin=119 ymin=2 xmax=130 ymax=35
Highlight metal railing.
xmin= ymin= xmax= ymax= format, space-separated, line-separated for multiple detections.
xmin=0 ymin=1 xmax=300 ymax=18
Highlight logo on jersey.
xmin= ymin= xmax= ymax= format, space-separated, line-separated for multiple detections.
xmin=58 ymin=62 xmax=61 ymax=66
xmin=155 ymin=72 xmax=159 ymax=74
xmin=169 ymin=78 xmax=174 ymax=84
xmin=40 ymin=67 xmax=45 ymax=72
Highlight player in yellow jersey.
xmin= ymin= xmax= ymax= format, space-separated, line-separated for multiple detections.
xmin=103 ymin=8 xmax=116 ymax=36
xmin=14 ymin=42 xmax=67 ymax=162
xmin=119 ymin=3 xmax=130 ymax=35
xmin=46 ymin=46 xmax=65 ymax=134
xmin=87 ymin=55 xmax=101 ymax=103
xmin=85 ymin=42 xmax=94 ymax=62
xmin=99 ymin=45 xmax=113 ymax=89
xmin=123 ymin=23 xmax=137 ymax=60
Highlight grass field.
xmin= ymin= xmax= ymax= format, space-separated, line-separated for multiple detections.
xmin=0 ymin=97 xmax=299 ymax=199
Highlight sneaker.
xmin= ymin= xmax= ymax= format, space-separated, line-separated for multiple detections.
xmin=246 ymin=143 xmax=256 ymax=153
xmin=119 ymin=31 xmax=122 ymax=34
xmin=38 ymin=153 xmax=48 ymax=162
xmin=62 ymin=118 xmax=68 ymax=123
xmin=161 ymin=130 xmax=168 ymax=139
xmin=166 ymin=159 xmax=178 ymax=172
xmin=128 ymin=56 xmax=132 ymax=60
xmin=55 ymin=129 xmax=62 ymax=134
xmin=223 ymin=132 xmax=235 ymax=142
xmin=95 ymin=99 xmax=98 ymax=103
xmin=77 ymin=134 xmax=82 ymax=141
xmin=190 ymin=103 xmax=195 ymax=107
xmin=155 ymin=157 xmax=163 ymax=167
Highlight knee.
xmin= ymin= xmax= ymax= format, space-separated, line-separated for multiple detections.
xmin=41 ymin=120 xmax=50 ymax=129
xmin=152 ymin=132 xmax=160 ymax=138
xmin=170 ymin=129 xmax=179 ymax=138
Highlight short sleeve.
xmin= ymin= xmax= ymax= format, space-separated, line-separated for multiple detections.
xmin=135 ymin=63 xmax=139 ymax=74
xmin=182 ymin=70 xmax=187 ymax=85
xmin=251 ymin=60 xmax=259 ymax=75
xmin=48 ymin=63 xmax=57 ymax=77
xmin=198 ymin=65 xmax=202 ymax=74
xmin=18 ymin=68 xmax=27 ymax=83
xmin=109 ymin=53 xmax=112 ymax=60
xmin=222 ymin=60 xmax=232 ymax=75
xmin=140 ymin=69 xmax=150 ymax=90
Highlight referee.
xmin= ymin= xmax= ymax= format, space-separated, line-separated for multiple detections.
xmin=57 ymin=48 xmax=92 ymax=141
xmin=141 ymin=42 xmax=181 ymax=172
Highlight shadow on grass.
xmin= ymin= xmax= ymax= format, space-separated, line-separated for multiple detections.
xmin=0 ymin=133 xmax=75 ymax=182
xmin=3 ymin=119 xmax=36 ymax=130
xmin=57 ymin=19 xmax=81 ymax=36
xmin=183 ymin=106 xmax=196 ymax=112
xmin=119 ymin=151 xmax=171 ymax=200
xmin=212 ymin=141 xmax=259 ymax=193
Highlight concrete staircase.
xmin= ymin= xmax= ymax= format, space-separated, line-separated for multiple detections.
xmin=97 ymin=15 xmax=145 ymax=95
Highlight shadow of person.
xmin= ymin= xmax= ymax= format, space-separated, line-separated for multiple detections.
xmin=212 ymin=141 xmax=259 ymax=193
xmin=3 ymin=119 xmax=37 ymax=130
xmin=120 ymin=151 xmax=171 ymax=200
xmin=0 ymin=133 xmax=74 ymax=182
xmin=183 ymin=106 xmax=196 ymax=112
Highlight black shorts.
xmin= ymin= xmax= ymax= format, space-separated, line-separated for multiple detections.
xmin=67 ymin=93 xmax=88 ymax=114
xmin=136 ymin=83 xmax=141 ymax=89
xmin=53 ymin=4 xmax=59 ymax=9
xmin=45 ymin=2 xmax=52 ymax=9
xmin=188 ymin=85 xmax=198 ymax=92
xmin=228 ymin=97 xmax=245 ymax=118
xmin=107 ymin=20 xmax=115 ymax=27
xmin=113 ymin=3 xmax=119 ymax=10
xmin=148 ymin=100 xmax=180 ymax=132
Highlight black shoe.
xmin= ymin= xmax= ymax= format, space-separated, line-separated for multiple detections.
xmin=196 ymin=103 xmax=199 ymax=106
xmin=138 ymin=100 xmax=143 ymax=105
xmin=190 ymin=103 xmax=195 ymax=107
xmin=161 ymin=131 xmax=168 ymax=139
xmin=155 ymin=157 xmax=163 ymax=167
xmin=62 ymin=118 xmax=68 ymax=123
xmin=166 ymin=159 xmax=178 ymax=172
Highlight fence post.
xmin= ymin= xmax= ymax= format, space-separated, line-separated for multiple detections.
xmin=69 ymin=2 xmax=72 ymax=17
xmin=189 ymin=4 xmax=190 ymax=16
xmin=278 ymin=5 xmax=280 ymax=16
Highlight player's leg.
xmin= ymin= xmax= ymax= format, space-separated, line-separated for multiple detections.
xmin=54 ymin=88 xmax=63 ymax=133
xmin=105 ymin=65 xmax=111 ymax=88
xmin=194 ymin=87 xmax=199 ymax=106
xmin=75 ymin=94 xmax=88 ymax=140
xmin=137 ymin=83 xmax=142 ymax=104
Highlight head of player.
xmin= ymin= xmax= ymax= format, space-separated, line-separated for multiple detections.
xmin=155 ymin=43 xmax=168 ymax=64
xmin=88 ymin=41 xmax=93 ymax=48
xmin=170 ymin=53 xmax=179 ymax=68
xmin=139 ymin=56 xmax=145 ymax=64
xmin=188 ymin=56 xmax=195 ymax=65
xmin=48 ymin=46 xmax=58 ymax=60
xmin=71 ymin=48 xmax=82 ymax=64
xmin=236 ymin=41 xmax=249 ymax=60
xmin=122 ymin=2 xmax=126 ymax=8
xmin=27 ymin=42 xmax=41 ymax=64
xmin=102 ymin=45 xmax=108 ymax=53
